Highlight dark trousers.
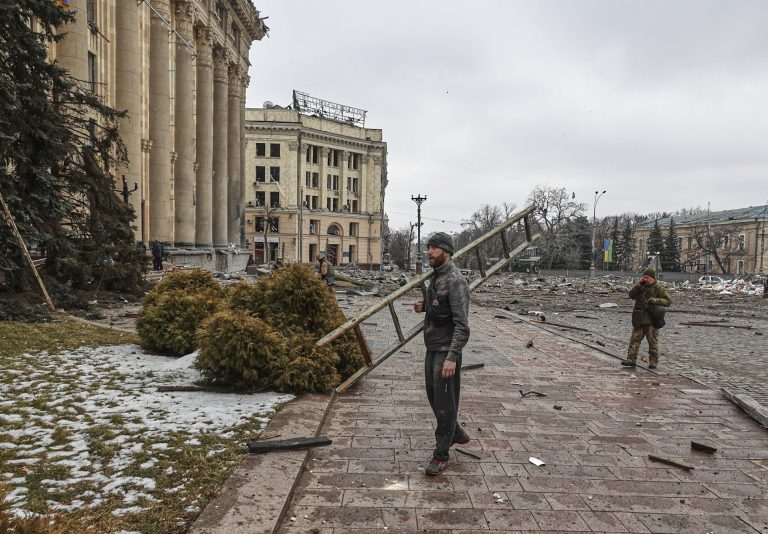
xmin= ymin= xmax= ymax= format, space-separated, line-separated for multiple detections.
xmin=425 ymin=351 xmax=464 ymax=461
xmin=152 ymin=256 xmax=162 ymax=270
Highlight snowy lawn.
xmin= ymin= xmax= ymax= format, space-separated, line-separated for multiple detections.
xmin=0 ymin=318 xmax=293 ymax=533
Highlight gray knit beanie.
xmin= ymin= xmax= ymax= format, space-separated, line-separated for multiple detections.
xmin=426 ymin=232 xmax=454 ymax=254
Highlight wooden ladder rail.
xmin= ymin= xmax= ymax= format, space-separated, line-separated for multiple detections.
xmin=319 ymin=203 xmax=541 ymax=393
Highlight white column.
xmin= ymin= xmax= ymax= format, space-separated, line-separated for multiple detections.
xmin=173 ymin=0 xmax=195 ymax=246
xmin=195 ymin=28 xmax=214 ymax=247
xmin=212 ymin=47 xmax=229 ymax=247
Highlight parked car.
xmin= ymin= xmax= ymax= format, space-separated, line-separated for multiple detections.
xmin=698 ymin=275 xmax=724 ymax=286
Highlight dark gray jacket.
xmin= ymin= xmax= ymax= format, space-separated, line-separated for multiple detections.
xmin=423 ymin=260 xmax=470 ymax=361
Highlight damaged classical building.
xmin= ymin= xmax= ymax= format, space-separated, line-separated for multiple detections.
xmin=243 ymin=91 xmax=388 ymax=267
xmin=635 ymin=205 xmax=768 ymax=275
xmin=50 ymin=0 xmax=267 ymax=269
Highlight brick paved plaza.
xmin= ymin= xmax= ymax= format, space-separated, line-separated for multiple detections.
xmin=277 ymin=299 xmax=767 ymax=533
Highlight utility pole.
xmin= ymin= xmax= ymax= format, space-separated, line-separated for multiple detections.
xmin=411 ymin=194 xmax=427 ymax=274
xmin=706 ymin=201 xmax=711 ymax=275
xmin=760 ymin=200 xmax=767 ymax=275
xmin=589 ymin=190 xmax=606 ymax=277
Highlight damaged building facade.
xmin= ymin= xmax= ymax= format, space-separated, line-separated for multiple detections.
xmin=243 ymin=95 xmax=388 ymax=267
xmin=50 ymin=0 xmax=266 ymax=265
xmin=635 ymin=205 xmax=768 ymax=275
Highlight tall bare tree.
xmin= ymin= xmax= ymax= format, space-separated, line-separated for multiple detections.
xmin=527 ymin=185 xmax=587 ymax=269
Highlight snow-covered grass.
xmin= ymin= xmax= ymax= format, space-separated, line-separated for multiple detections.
xmin=0 ymin=319 xmax=292 ymax=533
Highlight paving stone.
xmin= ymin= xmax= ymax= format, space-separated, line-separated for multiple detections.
xmin=531 ymin=510 xmax=591 ymax=531
xmin=634 ymin=512 xmax=758 ymax=533
xmin=482 ymin=509 xmax=539 ymax=530
xmin=404 ymin=490 xmax=473 ymax=508
xmin=578 ymin=510 xmax=630 ymax=532
xmin=341 ymin=489 xmax=408 ymax=507
xmin=417 ymin=508 xmax=490 ymax=530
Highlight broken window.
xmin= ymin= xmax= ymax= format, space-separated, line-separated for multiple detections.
xmin=327 ymin=224 xmax=341 ymax=236
xmin=351 ymin=200 xmax=358 ymax=213
xmin=268 ymin=217 xmax=279 ymax=232
xmin=311 ymin=196 xmax=318 ymax=209
xmin=87 ymin=52 xmax=97 ymax=94
xmin=255 ymin=191 xmax=265 ymax=207
xmin=687 ymin=236 xmax=692 ymax=250
xmin=738 ymin=234 xmax=745 ymax=251
xmin=349 ymin=222 xmax=358 ymax=236
xmin=255 ymin=216 xmax=265 ymax=231
xmin=722 ymin=235 xmax=730 ymax=249
xmin=306 ymin=147 xmax=311 ymax=163
xmin=348 ymin=245 xmax=356 ymax=262
xmin=312 ymin=146 xmax=319 ymax=163
xmin=255 ymin=166 xmax=266 ymax=182
xmin=270 ymin=143 xmax=280 ymax=158
xmin=352 ymin=178 xmax=359 ymax=193
xmin=305 ymin=171 xmax=311 ymax=187
xmin=312 ymin=172 xmax=319 ymax=187
xmin=256 ymin=143 xmax=266 ymax=157
xmin=348 ymin=153 xmax=360 ymax=170
xmin=332 ymin=175 xmax=339 ymax=190
xmin=270 ymin=167 xmax=280 ymax=182
xmin=270 ymin=191 xmax=280 ymax=207
xmin=326 ymin=174 xmax=332 ymax=189
xmin=309 ymin=219 xmax=319 ymax=234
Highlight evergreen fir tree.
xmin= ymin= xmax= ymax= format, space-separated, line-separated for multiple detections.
xmin=648 ymin=219 xmax=666 ymax=265
xmin=663 ymin=217 xmax=681 ymax=272
xmin=619 ymin=219 xmax=636 ymax=271
xmin=0 ymin=2 xmax=144 ymax=293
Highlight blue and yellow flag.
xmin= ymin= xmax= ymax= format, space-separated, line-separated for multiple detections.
xmin=603 ymin=239 xmax=613 ymax=263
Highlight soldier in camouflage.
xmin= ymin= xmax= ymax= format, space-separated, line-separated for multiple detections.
xmin=413 ymin=232 xmax=471 ymax=476
xmin=622 ymin=267 xmax=671 ymax=369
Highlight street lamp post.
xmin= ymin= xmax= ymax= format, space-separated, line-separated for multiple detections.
xmin=760 ymin=200 xmax=767 ymax=275
xmin=411 ymin=194 xmax=427 ymax=274
xmin=589 ymin=190 xmax=606 ymax=278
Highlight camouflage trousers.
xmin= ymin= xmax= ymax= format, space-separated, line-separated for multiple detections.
xmin=627 ymin=325 xmax=658 ymax=364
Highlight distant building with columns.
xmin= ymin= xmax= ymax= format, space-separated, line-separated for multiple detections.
xmin=244 ymin=96 xmax=388 ymax=268
xmin=50 ymin=0 xmax=266 ymax=257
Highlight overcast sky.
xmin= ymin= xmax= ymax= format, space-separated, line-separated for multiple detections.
xmin=246 ymin=0 xmax=768 ymax=235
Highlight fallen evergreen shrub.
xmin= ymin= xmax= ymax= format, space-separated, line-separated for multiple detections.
xmin=273 ymin=330 xmax=341 ymax=393
xmin=137 ymin=286 xmax=223 ymax=356
xmin=197 ymin=264 xmax=364 ymax=392
xmin=195 ymin=310 xmax=287 ymax=389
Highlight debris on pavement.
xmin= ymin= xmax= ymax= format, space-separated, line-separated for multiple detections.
xmin=648 ymin=454 xmax=694 ymax=471
xmin=520 ymin=390 xmax=546 ymax=397
xmin=691 ymin=441 xmax=717 ymax=454
xmin=461 ymin=363 xmax=485 ymax=371
xmin=246 ymin=437 xmax=333 ymax=454
xmin=528 ymin=456 xmax=545 ymax=467
xmin=456 ymin=448 xmax=482 ymax=460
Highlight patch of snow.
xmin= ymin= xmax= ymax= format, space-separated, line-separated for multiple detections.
xmin=111 ymin=506 xmax=148 ymax=517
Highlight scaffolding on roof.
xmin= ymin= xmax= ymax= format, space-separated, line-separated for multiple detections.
xmin=292 ymin=90 xmax=367 ymax=127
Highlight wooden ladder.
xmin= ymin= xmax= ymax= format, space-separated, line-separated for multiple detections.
xmin=317 ymin=203 xmax=541 ymax=393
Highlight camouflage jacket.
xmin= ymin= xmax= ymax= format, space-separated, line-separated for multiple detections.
xmin=422 ymin=260 xmax=470 ymax=361
xmin=628 ymin=281 xmax=671 ymax=328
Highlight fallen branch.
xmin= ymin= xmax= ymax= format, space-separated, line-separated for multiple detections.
xmin=648 ymin=455 xmax=693 ymax=471
xmin=246 ymin=437 xmax=332 ymax=454
xmin=461 ymin=363 xmax=484 ymax=371
xmin=520 ymin=390 xmax=546 ymax=398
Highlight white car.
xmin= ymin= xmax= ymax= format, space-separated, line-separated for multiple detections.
xmin=698 ymin=275 xmax=724 ymax=286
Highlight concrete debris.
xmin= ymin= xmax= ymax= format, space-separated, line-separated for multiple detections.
xmin=599 ymin=303 xmax=618 ymax=308
xmin=528 ymin=456 xmax=545 ymax=467
xmin=690 ymin=441 xmax=717 ymax=454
